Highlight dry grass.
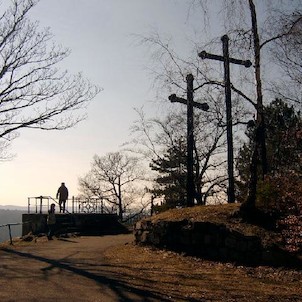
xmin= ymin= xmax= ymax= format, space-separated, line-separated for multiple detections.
xmin=148 ymin=204 xmax=281 ymax=247
xmin=104 ymin=242 xmax=302 ymax=302
xmin=150 ymin=203 xmax=240 ymax=223
xmin=102 ymin=204 xmax=302 ymax=301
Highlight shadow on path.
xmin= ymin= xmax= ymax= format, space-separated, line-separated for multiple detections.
xmin=1 ymin=247 xmax=171 ymax=302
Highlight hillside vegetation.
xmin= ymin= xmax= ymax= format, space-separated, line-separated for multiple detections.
xmin=146 ymin=203 xmax=302 ymax=259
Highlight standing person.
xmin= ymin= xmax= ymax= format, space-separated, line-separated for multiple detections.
xmin=56 ymin=182 xmax=69 ymax=213
xmin=47 ymin=203 xmax=56 ymax=240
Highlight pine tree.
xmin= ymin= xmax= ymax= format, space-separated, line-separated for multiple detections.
xmin=150 ymin=141 xmax=187 ymax=211
xmin=236 ymin=99 xmax=302 ymax=201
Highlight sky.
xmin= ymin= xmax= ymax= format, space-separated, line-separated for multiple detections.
xmin=0 ymin=0 xmax=298 ymax=207
xmin=0 ymin=0 xmax=222 ymax=206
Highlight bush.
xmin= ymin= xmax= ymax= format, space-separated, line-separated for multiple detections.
xmin=256 ymin=171 xmax=302 ymax=253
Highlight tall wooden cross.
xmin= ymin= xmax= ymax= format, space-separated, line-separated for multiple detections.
xmin=198 ymin=35 xmax=252 ymax=204
xmin=169 ymin=74 xmax=209 ymax=207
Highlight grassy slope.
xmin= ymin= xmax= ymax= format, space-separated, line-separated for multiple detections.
xmin=149 ymin=203 xmax=282 ymax=247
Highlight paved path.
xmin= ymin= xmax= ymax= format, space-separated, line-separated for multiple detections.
xmin=0 ymin=234 xmax=156 ymax=302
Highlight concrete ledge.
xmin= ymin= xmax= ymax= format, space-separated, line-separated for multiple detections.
xmin=22 ymin=213 xmax=129 ymax=236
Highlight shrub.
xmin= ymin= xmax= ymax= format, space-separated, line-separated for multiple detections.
xmin=256 ymin=171 xmax=302 ymax=253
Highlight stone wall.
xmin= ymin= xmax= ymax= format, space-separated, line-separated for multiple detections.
xmin=134 ymin=219 xmax=295 ymax=266
xmin=22 ymin=213 xmax=129 ymax=236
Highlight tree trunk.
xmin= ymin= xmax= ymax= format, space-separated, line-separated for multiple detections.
xmin=186 ymin=74 xmax=195 ymax=207
xmin=117 ymin=176 xmax=123 ymax=220
xmin=222 ymin=35 xmax=235 ymax=203
xmin=244 ymin=0 xmax=268 ymax=210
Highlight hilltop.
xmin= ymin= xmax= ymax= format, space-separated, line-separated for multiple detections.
xmin=1 ymin=204 xmax=302 ymax=301
xmin=149 ymin=204 xmax=282 ymax=247
xmin=134 ymin=203 xmax=302 ymax=268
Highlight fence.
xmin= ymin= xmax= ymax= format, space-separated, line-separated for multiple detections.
xmin=0 ymin=222 xmax=30 ymax=245
xmin=27 ymin=196 xmax=151 ymax=226
xmin=27 ymin=196 xmax=107 ymax=214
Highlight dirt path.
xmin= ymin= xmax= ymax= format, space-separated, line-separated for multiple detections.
xmin=0 ymin=234 xmax=157 ymax=302
xmin=1 ymin=234 xmax=302 ymax=302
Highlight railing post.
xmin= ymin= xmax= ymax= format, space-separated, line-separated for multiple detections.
xmin=8 ymin=224 xmax=13 ymax=245
xmin=39 ymin=196 xmax=43 ymax=214
xmin=35 ymin=198 xmax=38 ymax=214
xmin=28 ymin=197 xmax=30 ymax=214
xmin=72 ymin=196 xmax=74 ymax=213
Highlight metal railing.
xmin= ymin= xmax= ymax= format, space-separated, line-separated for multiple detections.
xmin=27 ymin=196 xmax=107 ymax=214
xmin=0 ymin=222 xmax=30 ymax=245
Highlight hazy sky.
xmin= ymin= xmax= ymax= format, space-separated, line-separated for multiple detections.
xmin=1 ymin=0 xmax=297 ymax=207
xmin=0 ymin=0 xmax=221 ymax=206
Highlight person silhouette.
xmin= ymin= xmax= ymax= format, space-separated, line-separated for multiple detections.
xmin=56 ymin=182 xmax=69 ymax=213
xmin=47 ymin=203 xmax=56 ymax=240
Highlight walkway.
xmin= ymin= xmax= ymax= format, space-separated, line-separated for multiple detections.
xmin=1 ymin=234 xmax=302 ymax=301
xmin=0 ymin=234 xmax=159 ymax=302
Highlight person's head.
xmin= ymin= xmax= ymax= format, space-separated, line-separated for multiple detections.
xmin=61 ymin=182 xmax=65 ymax=186
xmin=50 ymin=203 xmax=55 ymax=212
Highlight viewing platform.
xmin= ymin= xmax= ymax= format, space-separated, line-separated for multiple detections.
xmin=22 ymin=196 xmax=129 ymax=237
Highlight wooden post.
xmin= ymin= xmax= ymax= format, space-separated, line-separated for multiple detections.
xmin=222 ymin=35 xmax=235 ymax=204
xmin=39 ymin=196 xmax=43 ymax=214
xmin=168 ymin=78 xmax=209 ymax=208
xmin=198 ymin=35 xmax=252 ymax=203
xmin=8 ymin=224 xmax=12 ymax=245
xmin=28 ymin=197 xmax=30 ymax=214
xmin=186 ymin=74 xmax=195 ymax=207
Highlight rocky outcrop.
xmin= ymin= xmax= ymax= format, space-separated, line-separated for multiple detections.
xmin=134 ymin=218 xmax=296 ymax=266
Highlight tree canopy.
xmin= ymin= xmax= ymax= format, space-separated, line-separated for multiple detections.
xmin=236 ymin=99 xmax=302 ymax=202
xmin=78 ymin=152 xmax=147 ymax=220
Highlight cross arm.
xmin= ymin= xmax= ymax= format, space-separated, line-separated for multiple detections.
xmin=169 ymin=94 xmax=209 ymax=111
xmin=198 ymin=50 xmax=252 ymax=68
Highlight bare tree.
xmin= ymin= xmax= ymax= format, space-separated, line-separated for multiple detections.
xmin=221 ymin=0 xmax=301 ymax=210
xmin=190 ymin=0 xmax=301 ymax=211
xmin=78 ymin=152 xmax=147 ymax=220
xmin=0 ymin=0 xmax=101 ymax=159
xmin=129 ymin=106 xmax=228 ymax=205
xmin=266 ymin=10 xmax=302 ymax=106
xmin=136 ymin=1 xmax=300 ymax=211
xmin=135 ymin=24 xmax=252 ymax=206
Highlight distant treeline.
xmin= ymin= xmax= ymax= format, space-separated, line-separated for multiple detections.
xmin=0 ymin=210 xmax=24 ymax=243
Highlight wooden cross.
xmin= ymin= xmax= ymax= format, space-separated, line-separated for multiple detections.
xmin=198 ymin=35 xmax=252 ymax=204
xmin=169 ymin=75 xmax=209 ymax=207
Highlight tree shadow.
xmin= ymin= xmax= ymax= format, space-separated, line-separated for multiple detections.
xmin=1 ymin=247 xmax=175 ymax=301
xmin=57 ymin=238 xmax=79 ymax=243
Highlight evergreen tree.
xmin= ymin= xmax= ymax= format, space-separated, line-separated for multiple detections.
xmin=265 ymin=99 xmax=301 ymax=173
xmin=150 ymin=140 xmax=187 ymax=211
xmin=236 ymin=99 xmax=302 ymax=201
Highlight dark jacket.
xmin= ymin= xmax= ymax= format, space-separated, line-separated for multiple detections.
xmin=47 ymin=212 xmax=56 ymax=225
xmin=56 ymin=185 xmax=69 ymax=201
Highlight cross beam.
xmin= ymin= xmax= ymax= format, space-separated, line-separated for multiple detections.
xmin=198 ymin=34 xmax=252 ymax=204
xmin=199 ymin=51 xmax=252 ymax=68
xmin=168 ymin=94 xmax=209 ymax=111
